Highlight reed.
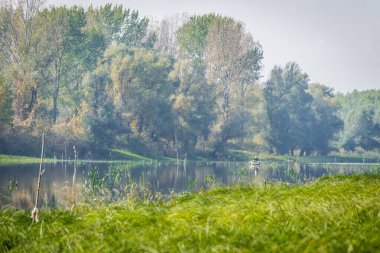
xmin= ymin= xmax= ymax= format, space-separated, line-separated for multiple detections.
xmin=31 ymin=133 xmax=45 ymax=223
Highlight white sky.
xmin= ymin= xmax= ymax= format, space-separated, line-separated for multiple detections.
xmin=47 ymin=0 xmax=380 ymax=93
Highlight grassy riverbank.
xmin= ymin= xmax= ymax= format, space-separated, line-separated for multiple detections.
xmin=1 ymin=174 xmax=379 ymax=252
xmin=0 ymin=149 xmax=177 ymax=165
xmin=0 ymin=155 xmax=47 ymax=165
xmin=1 ymin=150 xmax=379 ymax=166
xmin=0 ymin=152 xmax=152 ymax=165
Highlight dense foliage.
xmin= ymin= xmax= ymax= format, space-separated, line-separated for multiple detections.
xmin=1 ymin=174 xmax=379 ymax=252
xmin=0 ymin=1 xmax=379 ymax=157
xmin=336 ymin=90 xmax=380 ymax=152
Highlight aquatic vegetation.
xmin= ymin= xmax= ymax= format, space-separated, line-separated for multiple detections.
xmin=370 ymin=165 xmax=380 ymax=173
xmin=7 ymin=177 xmax=17 ymax=193
xmin=84 ymin=167 xmax=102 ymax=197
xmin=235 ymin=166 xmax=249 ymax=183
xmin=185 ymin=176 xmax=198 ymax=192
xmin=204 ymin=174 xmax=216 ymax=189
xmin=81 ymin=166 xmax=169 ymax=205
xmin=322 ymin=163 xmax=332 ymax=171
xmin=283 ymin=167 xmax=301 ymax=183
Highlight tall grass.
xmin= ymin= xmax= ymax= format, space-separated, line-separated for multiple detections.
xmin=1 ymin=174 xmax=379 ymax=252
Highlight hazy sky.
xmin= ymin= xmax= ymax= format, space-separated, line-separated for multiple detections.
xmin=47 ymin=0 xmax=380 ymax=93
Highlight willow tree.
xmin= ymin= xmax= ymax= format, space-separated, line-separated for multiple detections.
xmin=264 ymin=62 xmax=313 ymax=155
xmin=336 ymin=90 xmax=380 ymax=151
xmin=86 ymin=4 xmax=149 ymax=47
xmin=173 ymin=14 xmax=220 ymax=153
xmin=170 ymin=62 xmax=216 ymax=153
xmin=36 ymin=6 xmax=92 ymax=124
xmin=108 ymin=45 xmax=176 ymax=152
xmin=0 ymin=0 xmax=43 ymax=124
xmin=176 ymin=14 xmax=217 ymax=63
xmin=175 ymin=14 xmax=263 ymax=154
xmin=307 ymin=83 xmax=343 ymax=155
xmin=204 ymin=17 xmax=263 ymax=154
xmin=0 ymin=74 xmax=12 ymax=149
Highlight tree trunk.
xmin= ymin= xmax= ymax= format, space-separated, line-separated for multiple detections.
xmin=53 ymin=57 xmax=62 ymax=124
xmin=27 ymin=88 xmax=37 ymax=115
xmin=53 ymin=88 xmax=59 ymax=124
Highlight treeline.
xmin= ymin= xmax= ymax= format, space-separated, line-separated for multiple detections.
xmin=0 ymin=2 xmax=379 ymax=158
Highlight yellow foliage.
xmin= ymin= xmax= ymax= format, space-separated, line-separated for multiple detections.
xmin=51 ymin=101 xmax=90 ymax=142
xmin=173 ymin=94 xmax=186 ymax=111
xmin=130 ymin=117 xmax=139 ymax=134
xmin=252 ymin=134 xmax=265 ymax=146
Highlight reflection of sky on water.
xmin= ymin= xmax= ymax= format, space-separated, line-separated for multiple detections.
xmin=0 ymin=161 xmax=377 ymax=208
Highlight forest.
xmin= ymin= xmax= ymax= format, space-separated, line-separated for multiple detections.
xmin=0 ymin=2 xmax=379 ymax=159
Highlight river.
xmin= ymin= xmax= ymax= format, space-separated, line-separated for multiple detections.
xmin=0 ymin=160 xmax=378 ymax=209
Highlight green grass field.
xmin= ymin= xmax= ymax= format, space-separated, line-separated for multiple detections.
xmin=0 ymin=154 xmax=46 ymax=165
xmin=1 ymin=174 xmax=379 ymax=252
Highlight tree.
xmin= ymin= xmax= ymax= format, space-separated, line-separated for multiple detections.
xmin=176 ymin=14 xmax=263 ymax=155
xmin=176 ymin=14 xmax=218 ymax=63
xmin=264 ymin=62 xmax=312 ymax=154
xmin=0 ymin=0 xmax=42 ymax=62
xmin=307 ymin=83 xmax=343 ymax=155
xmin=147 ymin=14 xmax=188 ymax=56
xmin=205 ymin=18 xmax=262 ymax=110
xmin=37 ymin=6 xmax=89 ymax=124
xmin=81 ymin=65 xmax=116 ymax=150
xmin=109 ymin=46 xmax=176 ymax=153
xmin=86 ymin=4 xmax=148 ymax=47
xmin=171 ymin=63 xmax=216 ymax=153
xmin=336 ymin=90 xmax=380 ymax=151
xmin=0 ymin=74 xmax=12 ymax=134
xmin=0 ymin=0 xmax=43 ymax=124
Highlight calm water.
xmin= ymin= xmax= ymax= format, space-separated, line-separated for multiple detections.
xmin=0 ymin=161 xmax=378 ymax=209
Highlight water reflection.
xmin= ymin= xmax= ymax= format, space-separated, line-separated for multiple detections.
xmin=0 ymin=161 xmax=377 ymax=209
